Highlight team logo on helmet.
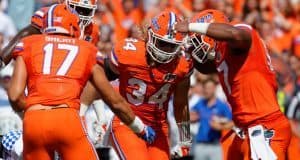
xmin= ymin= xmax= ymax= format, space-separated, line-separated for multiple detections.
xmin=196 ymin=14 xmax=213 ymax=23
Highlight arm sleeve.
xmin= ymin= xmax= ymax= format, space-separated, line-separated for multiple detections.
xmin=109 ymin=46 xmax=120 ymax=69
xmin=12 ymin=40 xmax=27 ymax=59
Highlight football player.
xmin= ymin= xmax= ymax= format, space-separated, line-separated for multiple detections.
xmin=174 ymin=9 xmax=291 ymax=160
xmin=101 ymin=11 xmax=193 ymax=160
xmin=7 ymin=5 xmax=155 ymax=160
xmin=0 ymin=0 xmax=106 ymax=145
xmin=0 ymin=0 xmax=99 ymax=66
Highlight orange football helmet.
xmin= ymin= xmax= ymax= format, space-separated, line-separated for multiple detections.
xmin=189 ymin=9 xmax=229 ymax=63
xmin=147 ymin=11 xmax=186 ymax=64
xmin=43 ymin=4 xmax=80 ymax=38
xmin=66 ymin=0 xmax=97 ymax=27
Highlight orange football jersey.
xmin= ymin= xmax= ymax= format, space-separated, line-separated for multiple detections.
xmin=215 ymin=24 xmax=280 ymax=127
xmin=110 ymin=38 xmax=193 ymax=126
xmin=12 ymin=34 xmax=98 ymax=110
xmin=31 ymin=4 xmax=100 ymax=45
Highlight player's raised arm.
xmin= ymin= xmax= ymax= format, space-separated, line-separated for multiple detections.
xmin=89 ymin=64 xmax=156 ymax=143
xmin=7 ymin=56 xmax=27 ymax=112
xmin=188 ymin=23 xmax=251 ymax=51
xmin=0 ymin=25 xmax=40 ymax=66
xmin=175 ymin=11 xmax=252 ymax=54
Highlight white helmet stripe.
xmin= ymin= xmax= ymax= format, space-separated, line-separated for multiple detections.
xmin=170 ymin=12 xmax=176 ymax=25
xmin=168 ymin=12 xmax=176 ymax=37
xmin=47 ymin=4 xmax=58 ymax=28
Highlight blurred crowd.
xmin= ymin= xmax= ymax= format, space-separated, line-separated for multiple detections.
xmin=0 ymin=0 xmax=300 ymax=159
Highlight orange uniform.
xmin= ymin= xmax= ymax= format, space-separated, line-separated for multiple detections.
xmin=214 ymin=24 xmax=291 ymax=159
xmin=287 ymin=133 xmax=300 ymax=160
xmin=12 ymin=34 xmax=99 ymax=160
xmin=31 ymin=4 xmax=100 ymax=45
xmin=109 ymin=38 xmax=192 ymax=160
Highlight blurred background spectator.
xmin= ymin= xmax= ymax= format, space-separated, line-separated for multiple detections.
xmin=7 ymin=0 xmax=34 ymax=31
xmin=0 ymin=62 xmax=22 ymax=136
xmin=0 ymin=0 xmax=16 ymax=47
xmin=190 ymin=77 xmax=233 ymax=160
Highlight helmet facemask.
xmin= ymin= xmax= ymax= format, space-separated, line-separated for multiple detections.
xmin=146 ymin=29 xmax=183 ymax=64
xmin=189 ymin=35 xmax=216 ymax=64
xmin=66 ymin=0 xmax=97 ymax=38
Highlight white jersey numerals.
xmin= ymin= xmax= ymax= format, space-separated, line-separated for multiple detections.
xmin=217 ymin=60 xmax=231 ymax=95
xmin=126 ymin=78 xmax=147 ymax=106
xmin=126 ymin=78 xmax=171 ymax=109
xmin=123 ymin=38 xmax=138 ymax=51
xmin=42 ymin=43 xmax=79 ymax=75
xmin=148 ymin=83 xmax=171 ymax=109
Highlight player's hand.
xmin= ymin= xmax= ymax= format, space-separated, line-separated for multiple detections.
xmin=130 ymin=117 xmax=156 ymax=143
xmin=137 ymin=126 xmax=156 ymax=144
xmin=173 ymin=20 xmax=189 ymax=33
xmin=171 ymin=143 xmax=191 ymax=158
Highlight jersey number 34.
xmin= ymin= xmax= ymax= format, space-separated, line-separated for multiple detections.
xmin=126 ymin=78 xmax=171 ymax=109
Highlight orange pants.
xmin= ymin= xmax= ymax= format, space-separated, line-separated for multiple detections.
xmin=110 ymin=117 xmax=170 ymax=160
xmin=287 ymin=134 xmax=300 ymax=160
xmin=221 ymin=130 xmax=235 ymax=159
xmin=227 ymin=115 xmax=291 ymax=160
xmin=23 ymin=108 xmax=98 ymax=160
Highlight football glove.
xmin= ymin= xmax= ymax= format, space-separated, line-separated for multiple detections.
xmin=129 ymin=116 xmax=156 ymax=144
xmin=138 ymin=126 xmax=156 ymax=144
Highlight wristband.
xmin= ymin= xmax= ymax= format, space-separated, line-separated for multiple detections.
xmin=188 ymin=23 xmax=211 ymax=34
xmin=177 ymin=121 xmax=192 ymax=146
xmin=129 ymin=116 xmax=145 ymax=133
